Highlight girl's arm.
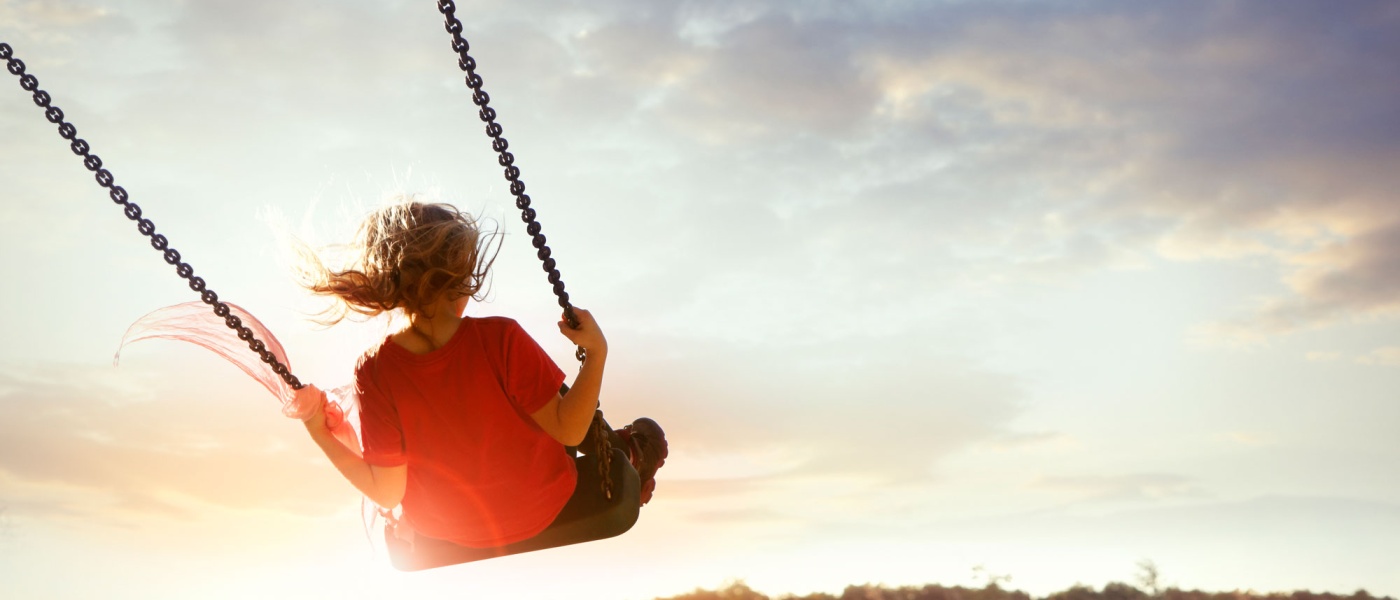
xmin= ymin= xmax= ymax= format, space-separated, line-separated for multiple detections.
xmin=300 ymin=385 xmax=408 ymax=509
xmin=530 ymin=308 xmax=608 ymax=446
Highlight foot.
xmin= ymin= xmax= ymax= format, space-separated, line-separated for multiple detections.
xmin=617 ymin=418 xmax=667 ymax=506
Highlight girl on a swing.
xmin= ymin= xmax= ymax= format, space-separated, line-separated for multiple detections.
xmin=292 ymin=200 xmax=666 ymax=552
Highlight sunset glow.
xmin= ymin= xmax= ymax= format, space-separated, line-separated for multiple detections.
xmin=3 ymin=1 xmax=1399 ymax=599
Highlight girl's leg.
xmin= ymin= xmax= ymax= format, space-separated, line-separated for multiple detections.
xmin=567 ymin=413 xmax=666 ymax=505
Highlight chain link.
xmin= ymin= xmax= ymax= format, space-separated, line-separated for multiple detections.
xmin=1 ymin=41 xmax=305 ymax=391
xmin=433 ymin=3 xmax=614 ymax=501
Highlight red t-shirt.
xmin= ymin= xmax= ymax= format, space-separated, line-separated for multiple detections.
xmin=356 ymin=316 xmax=576 ymax=547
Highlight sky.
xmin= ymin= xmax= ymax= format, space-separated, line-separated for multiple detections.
xmin=2 ymin=0 xmax=1399 ymax=598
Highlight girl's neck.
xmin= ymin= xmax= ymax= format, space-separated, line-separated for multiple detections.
xmin=395 ymin=296 xmax=469 ymax=354
xmin=411 ymin=314 xmax=461 ymax=350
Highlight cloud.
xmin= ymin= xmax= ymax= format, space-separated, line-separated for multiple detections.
xmin=882 ymin=16 xmax=1400 ymax=336
xmin=732 ymin=0 xmax=1400 ymax=338
xmin=550 ymin=1 xmax=1400 ymax=340
xmin=988 ymin=431 xmax=1075 ymax=451
xmin=1216 ymin=431 xmax=1272 ymax=447
xmin=0 ymin=0 xmax=118 ymax=36
xmin=609 ymin=333 xmax=1028 ymax=507
xmin=9 ymin=0 xmax=1400 ymax=346
xmin=0 ymin=362 xmax=350 ymax=528
xmin=1357 ymin=347 xmax=1400 ymax=367
xmin=1028 ymin=472 xmax=1205 ymax=504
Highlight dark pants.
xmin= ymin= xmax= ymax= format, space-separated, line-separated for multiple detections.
xmin=386 ymin=417 xmax=641 ymax=571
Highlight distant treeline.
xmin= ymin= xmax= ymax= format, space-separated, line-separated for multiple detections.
xmin=656 ymin=581 xmax=1395 ymax=600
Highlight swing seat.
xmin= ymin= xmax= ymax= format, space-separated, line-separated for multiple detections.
xmin=385 ymin=447 xmax=640 ymax=571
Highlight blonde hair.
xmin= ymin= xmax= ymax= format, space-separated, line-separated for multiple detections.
xmin=299 ymin=200 xmax=501 ymax=324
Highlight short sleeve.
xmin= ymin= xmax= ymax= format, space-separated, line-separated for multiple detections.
xmin=501 ymin=320 xmax=567 ymax=414
xmin=356 ymin=353 xmax=407 ymax=467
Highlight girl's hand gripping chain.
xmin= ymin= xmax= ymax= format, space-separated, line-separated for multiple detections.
xmin=558 ymin=307 xmax=607 ymax=358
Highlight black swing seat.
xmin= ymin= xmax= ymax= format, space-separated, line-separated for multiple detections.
xmin=385 ymin=447 xmax=641 ymax=571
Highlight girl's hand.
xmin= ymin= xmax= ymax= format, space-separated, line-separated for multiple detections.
xmin=298 ymin=383 xmax=328 ymax=431
xmin=558 ymin=307 xmax=607 ymax=356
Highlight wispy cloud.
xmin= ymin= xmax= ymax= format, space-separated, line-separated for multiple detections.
xmin=620 ymin=339 xmax=1026 ymax=488
xmin=0 ymin=363 xmax=348 ymax=528
xmin=1028 ymin=472 xmax=1204 ymax=504
xmin=1357 ymin=346 xmax=1400 ymax=367
xmin=0 ymin=0 xmax=116 ymax=34
xmin=1305 ymin=351 xmax=1342 ymax=363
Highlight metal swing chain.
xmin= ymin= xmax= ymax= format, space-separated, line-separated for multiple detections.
xmin=434 ymin=1 xmax=615 ymax=501
xmin=1 ymin=42 xmax=306 ymax=392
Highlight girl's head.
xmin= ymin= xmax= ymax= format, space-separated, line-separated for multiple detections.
xmin=301 ymin=199 xmax=500 ymax=323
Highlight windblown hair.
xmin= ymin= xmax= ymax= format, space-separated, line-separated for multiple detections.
xmin=299 ymin=200 xmax=501 ymax=324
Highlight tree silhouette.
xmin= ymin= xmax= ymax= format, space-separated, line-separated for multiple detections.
xmin=1136 ymin=561 xmax=1162 ymax=597
xmin=666 ymin=580 xmax=770 ymax=600
xmin=654 ymin=578 xmax=1396 ymax=600
xmin=974 ymin=565 xmax=1015 ymax=589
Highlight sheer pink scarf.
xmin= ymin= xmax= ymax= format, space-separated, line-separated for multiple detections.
xmin=114 ymin=301 xmax=364 ymax=458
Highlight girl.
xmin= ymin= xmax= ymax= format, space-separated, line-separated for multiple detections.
xmin=292 ymin=200 xmax=665 ymax=550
